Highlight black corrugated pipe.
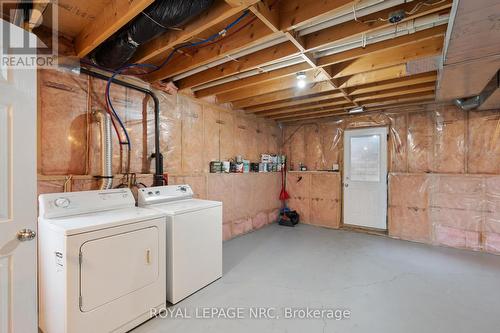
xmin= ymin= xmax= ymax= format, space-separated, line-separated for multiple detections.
xmin=91 ymin=0 xmax=214 ymax=69
xmin=80 ymin=67 xmax=165 ymax=186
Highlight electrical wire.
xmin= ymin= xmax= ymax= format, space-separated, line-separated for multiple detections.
xmin=353 ymin=0 xmax=446 ymax=25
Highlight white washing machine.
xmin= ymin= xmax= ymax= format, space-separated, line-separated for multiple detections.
xmin=138 ymin=185 xmax=222 ymax=304
xmin=38 ymin=188 xmax=166 ymax=333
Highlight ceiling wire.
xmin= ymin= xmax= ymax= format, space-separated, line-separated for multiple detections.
xmin=353 ymin=0 xmax=447 ymax=25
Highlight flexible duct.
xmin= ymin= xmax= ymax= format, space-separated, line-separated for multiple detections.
xmin=81 ymin=68 xmax=165 ymax=186
xmin=454 ymin=70 xmax=500 ymax=111
xmin=91 ymin=0 xmax=214 ymax=69
xmin=95 ymin=110 xmax=113 ymax=190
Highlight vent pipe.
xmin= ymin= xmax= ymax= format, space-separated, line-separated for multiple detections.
xmin=454 ymin=70 xmax=500 ymax=110
xmin=95 ymin=110 xmax=113 ymax=190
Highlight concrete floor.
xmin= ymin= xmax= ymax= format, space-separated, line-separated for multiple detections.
xmin=133 ymin=224 xmax=500 ymax=333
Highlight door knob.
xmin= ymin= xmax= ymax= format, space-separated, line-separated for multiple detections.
xmin=17 ymin=229 xmax=36 ymax=241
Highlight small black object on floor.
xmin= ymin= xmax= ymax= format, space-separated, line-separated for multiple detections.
xmin=278 ymin=210 xmax=300 ymax=227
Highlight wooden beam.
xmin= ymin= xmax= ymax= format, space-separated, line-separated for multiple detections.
xmin=274 ymin=107 xmax=347 ymax=121
xmin=259 ymin=98 xmax=350 ymax=117
xmin=178 ymin=41 xmax=299 ymax=90
xmin=249 ymin=0 xmax=280 ymax=32
xmin=216 ymin=69 xmax=327 ymax=103
xmin=353 ymin=83 xmax=436 ymax=102
xmin=132 ymin=2 xmax=251 ymax=64
xmin=28 ymin=0 xmax=49 ymax=31
xmin=246 ymin=91 xmax=345 ymax=113
xmin=232 ymin=80 xmax=335 ymax=108
xmin=195 ymin=62 xmax=310 ymax=97
xmin=328 ymin=35 xmax=444 ymax=78
xmin=279 ymin=95 xmax=435 ymax=122
xmin=348 ymin=72 xmax=437 ymax=96
xmin=338 ymin=64 xmax=408 ymax=89
xmin=316 ymin=25 xmax=447 ymax=67
xmin=74 ymin=0 xmax=155 ymax=57
xmin=145 ymin=19 xmax=276 ymax=82
xmin=305 ymin=0 xmax=452 ymax=51
xmin=280 ymin=0 xmax=352 ymax=31
xmin=361 ymin=92 xmax=436 ymax=107
xmin=225 ymin=0 xmax=259 ymax=6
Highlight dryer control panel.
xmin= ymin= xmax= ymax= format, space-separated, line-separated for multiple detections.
xmin=138 ymin=185 xmax=194 ymax=206
xmin=39 ymin=189 xmax=135 ymax=219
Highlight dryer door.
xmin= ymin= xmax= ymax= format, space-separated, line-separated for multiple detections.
xmin=79 ymin=226 xmax=159 ymax=312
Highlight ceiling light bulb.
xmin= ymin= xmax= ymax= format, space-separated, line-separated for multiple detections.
xmin=296 ymin=71 xmax=307 ymax=80
xmin=297 ymin=79 xmax=306 ymax=88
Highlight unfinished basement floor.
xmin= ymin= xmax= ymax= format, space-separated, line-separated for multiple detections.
xmin=133 ymin=224 xmax=500 ymax=333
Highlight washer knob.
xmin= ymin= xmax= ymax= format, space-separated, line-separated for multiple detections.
xmin=54 ymin=197 xmax=70 ymax=208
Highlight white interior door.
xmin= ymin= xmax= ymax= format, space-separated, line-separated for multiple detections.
xmin=0 ymin=20 xmax=38 ymax=332
xmin=343 ymin=127 xmax=388 ymax=230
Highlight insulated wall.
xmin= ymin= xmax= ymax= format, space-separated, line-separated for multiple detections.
xmin=282 ymin=104 xmax=500 ymax=254
xmin=37 ymin=69 xmax=282 ymax=240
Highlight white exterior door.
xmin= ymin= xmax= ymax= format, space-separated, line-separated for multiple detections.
xmin=0 ymin=20 xmax=38 ymax=333
xmin=343 ymin=127 xmax=388 ymax=230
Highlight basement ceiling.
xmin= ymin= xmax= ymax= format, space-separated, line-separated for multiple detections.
xmin=31 ymin=0 xmax=455 ymax=122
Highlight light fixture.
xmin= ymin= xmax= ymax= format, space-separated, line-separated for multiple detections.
xmin=348 ymin=106 xmax=365 ymax=114
xmin=296 ymin=71 xmax=307 ymax=88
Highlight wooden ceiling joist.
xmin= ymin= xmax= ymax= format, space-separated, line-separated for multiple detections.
xmin=275 ymin=108 xmax=348 ymax=121
xmin=327 ymin=35 xmax=444 ymax=78
xmin=249 ymin=0 xmax=280 ymax=32
xmin=195 ymin=62 xmax=310 ymax=97
xmin=258 ymin=99 xmax=351 ymax=117
xmin=131 ymin=0 xmax=260 ymax=64
xmin=232 ymin=81 xmax=336 ymax=108
xmin=145 ymin=18 xmax=276 ymax=82
xmin=74 ymin=0 xmax=155 ymax=58
xmin=178 ymin=41 xmax=300 ymax=90
xmin=304 ymin=0 xmax=452 ymax=51
xmin=246 ymin=91 xmax=346 ymax=113
xmin=216 ymin=69 xmax=327 ymax=103
xmin=348 ymin=72 xmax=437 ymax=96
xmin=361 ymin=92 xmax=436 ymax=107
xmin=316 ymin=25 xmax=447 ymax=67
xmin=279 ymin=0 xmax=353 ymax=31
xmin=337 ymin=64 xmax=408 ymax=89
xmin=353 ymin=83 xmax=436 ymax=102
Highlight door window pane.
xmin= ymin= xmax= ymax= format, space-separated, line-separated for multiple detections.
xmin=350 ymin=135 xmax=380 ymax=182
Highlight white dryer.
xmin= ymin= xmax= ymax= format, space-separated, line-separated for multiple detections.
xmin=38 ymin=188 xmax=166 ymax=333
xmin=138 ymin=185 xmax=222 ymax=304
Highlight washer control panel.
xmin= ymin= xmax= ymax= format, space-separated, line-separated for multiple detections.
xmin=138 ymin=185 xmax=194 ymax=206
